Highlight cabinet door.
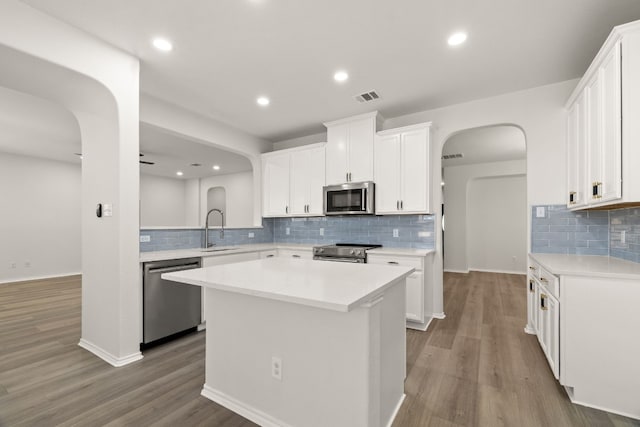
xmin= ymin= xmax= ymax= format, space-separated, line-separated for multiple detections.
xmin=348 ymin=118 xmax=375 ymax=183
xmin=289 ymin=150 xmax=310 ymax=215
xmin=326 ymin=123 xmax=349 ymax=185
xmin=527 ymin=277 xmax=538 ymax=334
xmin=262 ymin=154 xmax=290 ymax=217
xmin=586 ymin=73 xmax=602 ymax=203
xmin=405 ymin=271 xmax=424 ymax=322
xmin=599 ymin=41 xmax=622 ymax=203
xmin=374 ymin=134 xmax=401 ymax=214
xmin=546 ymin=293 xmax=560 ymax=379
xmin=400 ymin=128 xmax=429 ymax=213
xmin=567 ymin=94 xmax=587 ymax=208
xmin=306 ymin=146 xmax=326 ymax=215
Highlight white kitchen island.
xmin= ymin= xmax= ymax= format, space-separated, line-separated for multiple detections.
xmin=163 ymin=258 xmax=414 ymax=427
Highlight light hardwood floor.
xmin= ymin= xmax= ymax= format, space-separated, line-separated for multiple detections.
xmin=0 ymin=272 xmax=637 ymax=426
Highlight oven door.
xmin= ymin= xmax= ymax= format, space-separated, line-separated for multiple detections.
xmin=323 ymin=182 xmax=375 ymax=215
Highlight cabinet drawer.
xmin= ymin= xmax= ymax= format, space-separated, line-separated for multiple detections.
xmin=278 ymin=249 xmax=312 ymax=260
xmin=528 ymin=260 xmax=541 ymax=279
xmin=260 ymin=250 xmax=277 ymax=259
xmin=367 ymin=255 xmax=422 ymax=271
xmin=539 ymin=267 xmax=559 ymax=299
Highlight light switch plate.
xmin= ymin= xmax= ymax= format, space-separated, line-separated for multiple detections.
xmin=140 ymin=235 xmax=151 ymax=243
xmin=248 ymin=232 xmax=255 ymax=238
xmin=319 ymin=228 xmax=324 ymax=236
xmin=393 ymin=229 xmax=399 ymax=238
xmin=418 ymin=231 xmax=431 ymax=237
xmin=536 ymin=207 xmax=545 ymax=218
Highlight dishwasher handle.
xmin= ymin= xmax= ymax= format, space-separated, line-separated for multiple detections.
xmin=147 ymin=263 xmax=200 ymax=274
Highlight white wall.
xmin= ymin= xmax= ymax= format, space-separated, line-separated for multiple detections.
xmin=0 ymin=152 xmax=81 ymax=283
xmin=273 ymin=132 xmax=326 ymax=151
xmin=139 ymin=174 xmax=187 ymax=227
xmin=200 ymin=172 xmax=254 ymax=228
xmin=468 ymin=175 xmax=527 ymax=274
xmin=444 ymin=160 xmax=526 ymax=273
xmin=206 ymin=187 xmax=226 ymax=227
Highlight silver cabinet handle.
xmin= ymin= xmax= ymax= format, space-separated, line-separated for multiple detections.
xmin=387 ymin=261 xmax=399 ymax=265
xmin=346 ymin=172 xmax=349 ymax=182
xmin=400 ymin=200 xmax=403 ymax=210
xmin=292 ymin=254 xmax=301 ymax=258
xmin=286 ymin=205 xmax=289 ymax=214
xmin=396 ymin=200 xmax=400 ymax=210
xmin=266 ymin=254 xmax=275 ymax=258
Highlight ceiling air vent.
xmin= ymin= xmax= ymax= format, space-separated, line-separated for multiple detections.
xmin=354 ymin=90 xmax=380 ymax=103
xmin=442 ymin=153 xmax=464 ymax=160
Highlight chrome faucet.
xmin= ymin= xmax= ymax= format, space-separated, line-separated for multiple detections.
xmin=204 ymin=208 xmax=224 ymax=248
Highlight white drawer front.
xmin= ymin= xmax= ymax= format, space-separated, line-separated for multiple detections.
xmin=367 ymin=255 xmax=423 ymax=271
xmin=539 ymin=267 xmax=559 ymax=299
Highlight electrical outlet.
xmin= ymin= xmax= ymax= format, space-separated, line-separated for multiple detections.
xmin=248 ymin=232 xmax=255 ymax=238
xmin=319 ymin=228 xmax=324 ymax=236
xmin=536 ymin=207 xmax=545 ymax=218
xmin=286 ymin=227 xmax=290 ymax=235
xmin=140 ymin=235 xmax=151 ymax=243
xmin=621 ymin=230 xmax=626 ymax=243
xmin=418 ymin=231 xmax=431 ymax=237
xmin=393 ymin=229 xmax=399 ymax=238
xmin=24 ymin=261 xmax=31 ymax=268
xmin=271 ymin=356 xmax=282 ymax=380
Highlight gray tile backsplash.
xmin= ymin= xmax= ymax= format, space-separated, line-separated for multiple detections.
xmin=273 ymin=215 xmax=435 ymax=249
xmin=610 ymin=208 xmax=640 ymax=263
xmin=531 ymin=205 xmax=640 ymax=263
xmin=140 ymin=214 xmax=436 ymax=252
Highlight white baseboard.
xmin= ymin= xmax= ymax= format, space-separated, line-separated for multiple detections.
xmin=443 ymin=269 xmax=469 ymax=274
xmin=407 ymin=316 xmax=433 ymax=332
xmin=432 ymin=312 xmax=446 ymax=319
xmin=470 ymin=268 xmax=526 ymax=275
xmin=565 ymin=386 xmax=640 ymax=420
xmin=0 ymin=271 xmax=81 ymax=285
xmin=201 ymin=384 xmax=293 ymax=427
xmin=524 ymin=325 xmax=536 ymax=335
xmin=385 ymin=393 xmax=406 ymax=427
xmin=78 ymin=339 xmax=143 ymax=368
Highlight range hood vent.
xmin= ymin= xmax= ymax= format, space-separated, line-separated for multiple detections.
xmin=354 ymin=90 xmax=380 ymax=103
xmin=442 ymin=153 xmax=464 ymax=160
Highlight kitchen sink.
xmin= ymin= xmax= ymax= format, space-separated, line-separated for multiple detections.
xmin=201 ymin=247 xmax=237 ymax=253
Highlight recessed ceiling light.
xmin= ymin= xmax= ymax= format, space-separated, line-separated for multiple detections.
xmin=256 ymin=96 xmax=270 ymax=106
xmin=152 ymin=37 xmax=173 ymax=52
xmin=334 ymin=71 xmax=349 ymax=82
xmin=447 ymin=32 xmax=467 ymax=46
xmin=212 ymin=165 xmax=221 ymax=170
xmin=176 ymin=171 xmax=183 ymax=176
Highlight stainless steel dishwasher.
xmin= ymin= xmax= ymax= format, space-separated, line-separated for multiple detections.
xmin=142 ymin=257 xmax=202 ymax=349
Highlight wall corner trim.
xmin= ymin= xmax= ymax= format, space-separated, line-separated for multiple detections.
xmin=78 ymin=339 xmax=143 ymax=368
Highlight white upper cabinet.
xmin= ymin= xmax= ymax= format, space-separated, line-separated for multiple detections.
xmin=567 ymin=93 xmax=587 ymax=208
xmin=262 ymin=143 xmax=326 ymax=218
xmin=375 ymin=123 xmax=431 ymax=214
xmin=262 ymin=152 xmax=290 ymax=217
xmin=290 ymin=145 xmax=325 ymax=216
xmin=566 ymin=21 xmax=640 ymax=209
xmin=324 ymin=112 xmax=378 ymax=185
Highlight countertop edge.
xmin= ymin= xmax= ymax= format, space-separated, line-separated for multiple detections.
xmin=529 ymin=253 xmax=640 ymax=280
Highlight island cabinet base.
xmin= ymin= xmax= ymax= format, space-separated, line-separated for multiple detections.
xmin=201 ymin=280 xmax=407 ymax=427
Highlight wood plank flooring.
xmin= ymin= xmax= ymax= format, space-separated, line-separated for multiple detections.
xmin=0 ymin=272 xmax=638 ymax=426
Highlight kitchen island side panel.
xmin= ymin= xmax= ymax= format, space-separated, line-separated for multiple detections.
xmin=202 ymin=281 xmax=406 ymax=427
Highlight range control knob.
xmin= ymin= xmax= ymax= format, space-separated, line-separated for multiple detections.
xmin=350 ymin=249 xmax=355 ymax=255
xmin=356 ymin=250 xmax=362 ymax=256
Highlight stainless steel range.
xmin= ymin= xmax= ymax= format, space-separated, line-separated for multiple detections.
xmin=313 ymin=243 xmax=382 ymax=263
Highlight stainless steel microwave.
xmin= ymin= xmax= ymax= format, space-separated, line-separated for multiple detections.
xmin=323 ymin=181 xmax=375 ymax=215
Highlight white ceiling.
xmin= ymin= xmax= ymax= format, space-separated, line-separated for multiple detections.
xmin=0 ymin=85 xmax=252 ymax=179
xmin=19 ymin=0 xmax=640 ymax=142
xmin=442 ymin=125 xmax=526 ymax=167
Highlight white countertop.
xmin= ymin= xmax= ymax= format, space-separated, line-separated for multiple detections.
xmin=529 ymin=253 xmax=640 ymax=280
xmin=140 ymin=243 xmax=312 ymax=263
xmin=163 ymin=258 xmax=414 ymax=312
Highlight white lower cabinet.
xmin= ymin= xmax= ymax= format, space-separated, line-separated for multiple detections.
xmin=537 ymin=286 xmax=559 ymax=379
xmin=367 ymin=252 xmax=433 ymax=330
xmin=525 ymin=276 xmax=538 ymax=335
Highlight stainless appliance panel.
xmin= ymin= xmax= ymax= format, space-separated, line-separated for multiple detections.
xmin=323 ymin=181 xmax=375 ymax=215
xmin=143 ymin=257 xmax=202 ymax=346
